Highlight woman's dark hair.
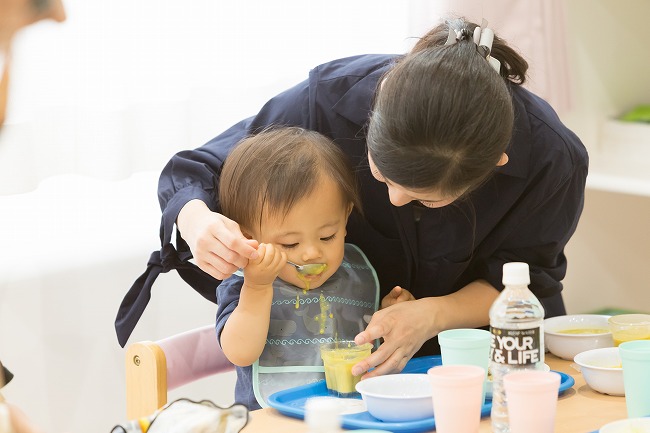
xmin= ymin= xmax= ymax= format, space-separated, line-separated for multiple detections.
xmin=219 ymin=127 xmax=361 ymax=233
xmin=367 ymin=18 xmax=526 ymax=198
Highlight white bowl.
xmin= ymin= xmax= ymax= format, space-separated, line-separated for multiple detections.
xmin=355 ymin=374 xmax=433 ymax=422
xmin=600 ymin=417 xmax=650 ymax=433
xmin=573 ymin=347 xmax=624 ymax=396
xmin=544 ymin=314 xmax=614 ymax=360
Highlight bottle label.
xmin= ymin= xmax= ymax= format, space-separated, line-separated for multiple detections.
xmin=490 ymin=326 xmax=541 ymax=366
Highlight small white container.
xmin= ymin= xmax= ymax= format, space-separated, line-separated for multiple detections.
xmin=544 ymin=314 xmax=614 ymax=360
xmin=355 ymin=374 xmax=433 ymax=422
xmin=599 ymin=119 xmax=650 ymax=159
xmin=573 ymin=347 xmax=624 ymax=396
xmin=600 ymin=417 xmax=650 ymax=433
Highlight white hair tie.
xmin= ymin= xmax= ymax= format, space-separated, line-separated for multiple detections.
xmin=445 ymin=19 xmax=502 ymax=74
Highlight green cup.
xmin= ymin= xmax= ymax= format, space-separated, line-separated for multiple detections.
xmin=619 ymin=340 xmax=650 ymax=418
xmin=438 ymin=328 xmax=491 ymax=404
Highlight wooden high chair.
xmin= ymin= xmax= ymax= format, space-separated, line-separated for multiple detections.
xmin=125 ymin=324 xmax=235 ymax=420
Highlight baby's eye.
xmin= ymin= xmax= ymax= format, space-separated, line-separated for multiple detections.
xmin=320 ymin=234 xmax=336 ymax=242
xmin=281 ymin=243 xmax=298 ymax=249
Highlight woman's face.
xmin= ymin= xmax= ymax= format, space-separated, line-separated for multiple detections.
xmin=367 ymin=152 xmax=459 ymax=208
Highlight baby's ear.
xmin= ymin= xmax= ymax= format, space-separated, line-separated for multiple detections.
xmin=346 ymin=203 xmax=354 ymax=217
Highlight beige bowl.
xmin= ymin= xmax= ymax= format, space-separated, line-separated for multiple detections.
xmin=544 ymin=314 xmax=614 ymax=360
xmin=573 ymin=347 xmax=624 ymax=396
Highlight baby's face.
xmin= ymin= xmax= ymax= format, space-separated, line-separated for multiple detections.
xmin=254 ymin=175 xmax=350 ymax=290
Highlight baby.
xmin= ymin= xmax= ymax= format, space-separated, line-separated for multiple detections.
xmin=216 ymin=127 xmax=379 ymax=410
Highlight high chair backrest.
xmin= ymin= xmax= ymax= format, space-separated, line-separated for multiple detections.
xmin=125 ymin=324 xmax=235 ymax=420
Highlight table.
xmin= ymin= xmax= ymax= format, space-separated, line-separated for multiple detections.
xmin=244 ymin=354 xmax=627 ymax=433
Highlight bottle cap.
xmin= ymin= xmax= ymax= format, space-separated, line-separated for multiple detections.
xmin=502 ymin=262 xmax=530 ymax=286
xmin=304 ymin=397 xmax=341 ymax=431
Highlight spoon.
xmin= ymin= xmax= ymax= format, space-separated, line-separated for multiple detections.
xmin=287 ymin=261 xmax=328 ymax=276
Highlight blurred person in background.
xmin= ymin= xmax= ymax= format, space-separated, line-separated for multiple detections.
xmin=0 ymin=0 xmax=65 ymax=125
xmin=1 ymin=1 xmax=65 ymax=432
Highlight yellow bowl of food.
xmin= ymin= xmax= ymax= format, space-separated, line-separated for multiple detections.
xmin=544 ymin=314 xmax=614 ymax=360
xmin=320 ymin=340 xmax=372 ymax=397
xmin=608 ymin=314 xmax=650 ymax=346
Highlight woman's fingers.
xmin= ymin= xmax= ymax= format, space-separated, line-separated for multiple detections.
xmin=353 ymin=301 xmax=428 ymax=378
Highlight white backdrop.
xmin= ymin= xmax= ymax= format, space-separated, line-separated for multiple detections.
xmin=0 ymin=0 xmax=569 ymax=196
xmin=0 ymin=1 xmax=570 ymax=431
xmin=0 ymin=0 xmax=413 ymax=195
xmin=0 ymin=1 xmax=414 ymax=431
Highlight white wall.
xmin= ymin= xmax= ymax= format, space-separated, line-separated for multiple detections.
xmin=0 ymin=173 xmax=237 ymax=431
xmin=560 ymin=0 xmax=650 ymax=315
xmin=0 ymin=2 xmax=414 ymax=431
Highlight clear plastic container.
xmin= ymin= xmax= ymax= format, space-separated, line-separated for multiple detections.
xmin=489 ymin=262 xmax=545 ymax=433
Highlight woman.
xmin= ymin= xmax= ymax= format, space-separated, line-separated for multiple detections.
xmin=116 ymin=18 xmax=587 ymax=380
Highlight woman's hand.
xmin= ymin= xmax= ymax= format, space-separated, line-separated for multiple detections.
xmin=353 ymin=280 xmax=498 ymax=379
xmin=177 ymin=199 xmax=259 ymax=280
xmin=352 ymin=298 xmax=436 ymax=379
xmin=380 ymin=286 xmax=416 ymax=308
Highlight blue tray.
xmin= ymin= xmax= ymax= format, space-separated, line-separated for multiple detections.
xmin=267 ymin=355 xmax=575 ymax=433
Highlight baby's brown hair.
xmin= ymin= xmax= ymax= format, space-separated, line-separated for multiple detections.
xmin=219 ymin=127 xmax=361 ymax=234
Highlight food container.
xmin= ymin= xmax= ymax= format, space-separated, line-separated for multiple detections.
xmin=355 ymin=373 xmax=433 ymax=422
xmin=544 ymin=314 xmax=613 ymax=360
xmin=608 ymin=314 xmax=650 ymax=346
xmin=320 ymin=341 xmax=372 ymax=397
xmin=573 ymin=347 xmax=624 ymax=396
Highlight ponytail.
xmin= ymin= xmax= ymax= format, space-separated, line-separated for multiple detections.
xmin=410 ymin=18 xmax=528 ymax=85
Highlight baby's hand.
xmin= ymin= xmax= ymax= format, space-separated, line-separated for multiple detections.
xmin=381 ymin=286 xmax=415 ymax=309
xmin=243 ymin=243 xmax=286 ymax=289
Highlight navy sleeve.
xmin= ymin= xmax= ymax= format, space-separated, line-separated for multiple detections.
xmin=215 ymin=274 xmax=245 ymax=345
xmin=115 ymin=79 xmax=311 ymax=346
xmin=158 ymin=80 xmax=312 ymax=257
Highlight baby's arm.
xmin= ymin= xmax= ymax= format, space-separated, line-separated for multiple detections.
xmin=220 ymin=243 xmax=286 ymax=366
xmin=381 ymin=286 xmax=416 ymax=309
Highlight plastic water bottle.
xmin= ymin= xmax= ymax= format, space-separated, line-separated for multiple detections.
xmin=489 ymin=262 xmax=545 ymax=433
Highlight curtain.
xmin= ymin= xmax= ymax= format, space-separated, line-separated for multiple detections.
xmin=408 ymin=0 xmax=572 ymax=114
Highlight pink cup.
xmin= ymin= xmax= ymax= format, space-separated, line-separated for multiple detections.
xmin=503 ymin=371 xmax=561 ymax=433
xmin=427 ymin=365 xmax=485 ymax=433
